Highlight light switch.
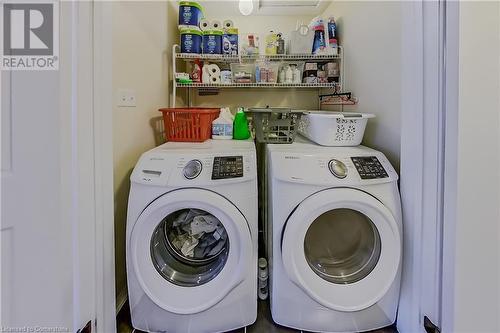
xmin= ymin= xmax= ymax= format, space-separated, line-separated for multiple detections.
xmin=117 ymin=89 xmax=137 ymax=107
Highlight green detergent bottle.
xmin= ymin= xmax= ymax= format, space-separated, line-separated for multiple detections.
xmin=233 ymin=108 xmax=251 ymax=140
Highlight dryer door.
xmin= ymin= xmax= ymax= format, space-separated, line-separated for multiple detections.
xmin=281 ymin=188 xmax=401 ymax=312
xmin=130 ymin=188 xmax=253 ymax=314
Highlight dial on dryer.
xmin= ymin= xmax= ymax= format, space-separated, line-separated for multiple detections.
xmin=328 ymin=159 xmax=348 ymax=179
xmin=183 ymin=160 xmax=203 ymax=179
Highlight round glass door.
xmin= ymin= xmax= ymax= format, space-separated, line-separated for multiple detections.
xmin=280 ymin=188 xmax=401 ymax=311
xmin=131 ymin=188 xmax=252 ymax=314
xmin=151 ymin=208 xmax=230 ymax=287
xmin=304 ymin=208 xmax=381 ymax=285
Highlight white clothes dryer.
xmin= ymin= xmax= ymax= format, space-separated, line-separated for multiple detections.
xmin=126 ymin=140 xmax=257 ymax=333
xmin=266 ymin=137 xmax=402 ymax=333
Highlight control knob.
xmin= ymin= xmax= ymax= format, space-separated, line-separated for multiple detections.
xmin=328 ymin=159 xmax=348 ymax=179
xmin=183 ymin=160 xmax=202 ymax=179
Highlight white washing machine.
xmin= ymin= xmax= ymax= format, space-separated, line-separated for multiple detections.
xmin=266 ymin=138 xmax=402 ymax=333
xmin=126 ymin=140 xmax=257 ymax=333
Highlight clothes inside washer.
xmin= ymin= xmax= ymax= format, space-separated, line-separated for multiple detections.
xmin=168 ymin=209 xmax=228 ymax=259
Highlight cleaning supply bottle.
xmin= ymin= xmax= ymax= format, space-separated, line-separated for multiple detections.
xmin=327 ymin=17 xmax=338 ymax=55
xmin=279 ymin=66 xmax=285 ymax=83
xmin=233 ymin=108 xmax=251 ymax=140
xmin=285 ymin=65 xmax=293 ymax=84
xmin=212 ymin=107 xmax=234 ymax=140
xmin=276 ymin=33 xmax=285 ymax=55
xmin=310 ymin=17 xmax=327 ymax=54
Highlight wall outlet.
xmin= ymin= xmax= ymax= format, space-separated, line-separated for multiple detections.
xmin=116 ymin=89 xmax=136 ymax=107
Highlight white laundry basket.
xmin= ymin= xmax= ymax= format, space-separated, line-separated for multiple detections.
xmin=298 ymin=112 xmax=375 ymax=146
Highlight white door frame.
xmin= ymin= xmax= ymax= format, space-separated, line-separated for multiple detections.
xmin=89 ymin=1 xmax=462 ymax=332
xmin=92 ymin=2 xmax=116 ymax=333
xmin=398 ymin=1 xmax=459 ymax=332
xmin=1 ymin=1 xmax=115 ymax=332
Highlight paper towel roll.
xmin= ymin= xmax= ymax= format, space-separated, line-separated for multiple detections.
xmin=207 ymin=64 xmax=220 ymax=75
xmin=211 ymin=20 xmax=221 ymax=30
xmin=202 ymin=66 xmax=211 ymax=83
xmin=202 ymin=64 xmax=221 ymax=84
xmin=223 ymin=20 xmax=234 ymax=29
xmin=199 ymin=19 xmax=210 ymax=31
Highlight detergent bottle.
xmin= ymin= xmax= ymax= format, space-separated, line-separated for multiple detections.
xmin=233 ymin=108 xmax=251 ymax=140
xmin=212 ymin=107 xmax=234 ymax=140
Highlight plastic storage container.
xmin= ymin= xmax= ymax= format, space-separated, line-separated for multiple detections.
xmin=247 ymin=107 xmax=303 ymax=144
xmin=180 ymin=28 xmax=203 ymax=54
xmin=202 ymin=30 xmax=223 ymax=54
xmin=255 ymin=61 xmax=280 ymax=84
xmin=231 ymin=63 xmax=255 ymax=83
xmin=178 ymin=1 xmax=204 ymax=26
xmin=298 ymin=112 xmax=375 ymax=146
xmin=278 ymin=61 xmax=304 ymax=84
xmin=158 ymin=108 xmax=220 ymax=142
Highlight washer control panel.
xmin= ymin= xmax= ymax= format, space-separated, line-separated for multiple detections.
xmin=212 ymin=156 xmax=244 ymax=180
xmin=351 ymin=156 xmax=388 ymax=179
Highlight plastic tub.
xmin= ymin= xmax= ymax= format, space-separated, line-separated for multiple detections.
xmin=231 ymin=63 xmax=255 ymax=83
xmin=256 ymin=61 xmax=280 ymax=84
xmin=180 ymin=28 xmax=202 ymax=54
xmin=298 ymin=111 xmax=375 ymax=146
xmin=278 ymin=61 xmax=305 ymax=84
xmin=202 ymin=30 xmax=223 ymax=54
xmin=158 ymin=108 xmax=220 ymax=142
xmin=178 ymin=1 xmax=204 ymax=26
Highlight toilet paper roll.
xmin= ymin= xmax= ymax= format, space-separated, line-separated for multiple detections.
xmin=199 ymin=19 xmax=210 ymax=31
xmin=223 ymin=20 xmax=234 ymax=29
xmin=211 ymin=20 xmax=221 ymax=30
xmin=211 ymin=75 xmax=221 ymax=84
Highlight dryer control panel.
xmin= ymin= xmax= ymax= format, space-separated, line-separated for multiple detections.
xmin=268 ymin=144 xmax=398 ymax=186
xmin=351 ymin=156 xmax=389 ymax=179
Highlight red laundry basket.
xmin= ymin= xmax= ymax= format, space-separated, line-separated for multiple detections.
xmin=158 ymin=108 xmax=220 ymax=142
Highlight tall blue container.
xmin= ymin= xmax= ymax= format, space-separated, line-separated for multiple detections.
xmin=203 ymin=30 xmax=223 ymax=54
xmin=180 ymin=28 xmax=202 ymax=54
xmin=178 ymin=1 xmax=203 ymax=26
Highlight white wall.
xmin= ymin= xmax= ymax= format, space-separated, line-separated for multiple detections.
xmin=447 ymin=2 xmax=500 ymax=332
xmin=112 ymin=1 xmax=169 ymax=308
xmin=321 ymin=1 xmax=401 ymax=171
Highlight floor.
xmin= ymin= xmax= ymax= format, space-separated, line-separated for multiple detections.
xmin=117 ymin=299 xmax=398 ymax=333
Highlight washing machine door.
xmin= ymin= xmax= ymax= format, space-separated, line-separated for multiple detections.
xmin=281 ymin=188 xmax=401 ymax=312
xmin=130 ymin=188 xmax=253 ymax=314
